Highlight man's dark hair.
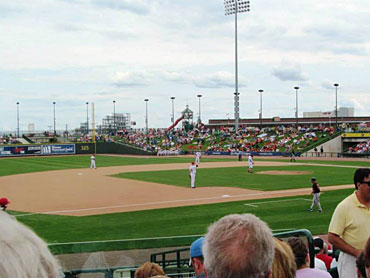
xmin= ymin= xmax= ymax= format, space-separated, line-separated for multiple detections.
xmin=353 ymin=168 xmax=370 ymax=189
xmin=287 ymin=237 xmax=307 ymax=269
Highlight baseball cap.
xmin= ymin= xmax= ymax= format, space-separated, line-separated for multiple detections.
xmin=313 ymin=238 xmax=324 ymax=253
xmin=311 ymin=177 xmax=316 ymax=181
xmin=189 ymin=237 xmax=204 ymax=265
xmin=0 ymin=197 xmax=10 ymax=206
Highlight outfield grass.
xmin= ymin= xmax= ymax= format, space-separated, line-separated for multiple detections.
xmin=259 ymin=158 xmax=370 ymax=167
xmin=113 ymin=165 xmax=354 ymax=190
xmin=0 ymin=155 xmax=233 ymax=177
xmin=11 ymin=188 xmax=353 ymax=254
xmin=0 ymin=155 xmax=363 ymax=254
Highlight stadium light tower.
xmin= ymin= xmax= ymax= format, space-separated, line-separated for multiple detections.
xmin=170 ymin=97 xmax=175 ymax=125
xmin=334 ymin=83 xmax=339 ymax=131
xmin=144 ymin=99 xmax=149 ymax=134
xmin=224 ymin=0 xmax=250 ymax=131
xmin=16 ymin=102 xmax=20 ymax=138
xmin=86 ymin=102 xmax=89 ymax=135
xmin=294 ymin=87 xmax=299 ymax=128
xmin=53 ymin=101 xmax=56 ymax=136
xmin=113 ymin=100 xmax=116 ymax=134
xmin=258 ymin=90 xmax=263 ymax=129
xmin=197 ymin=94 xmax=202 ymax=123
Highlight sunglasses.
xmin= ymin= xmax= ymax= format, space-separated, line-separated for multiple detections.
xmin=360 ymin=181 xmax=370 ymax=187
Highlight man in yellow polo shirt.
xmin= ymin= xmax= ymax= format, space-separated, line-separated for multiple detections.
xmin=328 ymin=168 xmax=370 ymax=278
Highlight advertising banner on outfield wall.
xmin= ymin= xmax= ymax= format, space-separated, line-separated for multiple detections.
xmin=41 ymin=144 xmax=75 ymax=155
xmin=0 ymin=144 xmax=75 ymax=157
xmin=0 ymin=145 xmax=42 ymax=156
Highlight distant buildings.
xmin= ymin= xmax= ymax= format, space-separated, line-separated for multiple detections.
xmin=303 ymin=107 xmax=354 ymax=118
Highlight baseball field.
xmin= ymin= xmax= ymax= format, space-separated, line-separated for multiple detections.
xmin=0 ymin=154 xmax=367 ymax=255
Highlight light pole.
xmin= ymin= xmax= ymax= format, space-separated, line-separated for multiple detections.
xmin=16 ymin=102 xmax=20 ymax=138
xmin=197 ymin=94 xmax=202 ymax=123
xmin=53 ymin=101 xmax=56 ymax=136
xmin=224 ymin=0 xmax=250 ymax=131
xmin=294 ymin=87 xmax=299 ymax=128
xmin=113 ymin=100 xmax=116 ymax=134
xmin=258 ymin=89 xmax=263 ymax=129
xmin=144 ymin=99 xmax=149 ymax=134
xmin=86 ymin=102 xmax=89 ymax=135
xmin=170 ymin=97 xmax=175 ymax=125
xmin=334 ymin=83 xmax=339 ymax=131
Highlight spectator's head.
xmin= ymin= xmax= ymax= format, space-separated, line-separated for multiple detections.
xmin=353 ymin=168 xmax=370 ymax=190
xmin=356 ymin=252 xmax=367 ymax=278
xmin=313 ymin=237 xmax=324 ymax=254
xmin=134 ymin=262 xmax=165 ymax=278
xmin=364 ymin=236 xmax=370 ymax=278
xmin=203 ymin=213 xmax=274 ymax=278
xmin=190 ymin=237 xmax=205 ymax=277
xmin=287 ymin=237 xmax=308 ymax=270
xmin=0 ymin=211 xmax=61 ymax=278
xmin=272 ymin=238 xmax=296 ymax=278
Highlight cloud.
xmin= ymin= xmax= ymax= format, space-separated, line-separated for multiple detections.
xmin=112 ymin=71 xmax=151 ymax=87
xmin=55 ymin=23 xmax=135 ymax=40
xmin=193 ymin=71 xmax=247 ymax=88
xmin=321 ymin=79 xmax=337 ymax=90
xmin=161 ymin=71 xmax=190 ymax=83
xmin=90 ymin=0 xmax=151 ymax=14
xmin=272 ymin=63 xmax=309 ymax=82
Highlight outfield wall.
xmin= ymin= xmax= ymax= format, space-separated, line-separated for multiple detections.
xmin=0 ymin=142 xmax=153 ymax=157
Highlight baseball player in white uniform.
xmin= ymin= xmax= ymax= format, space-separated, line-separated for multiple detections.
xmin=90 ymin=154 xmax=96 ymax=169
xmin=195 ymin=151 xmax=201 ymax=165
xmin=189 ymin=161 xmax=197 ymax=188
xmin=248 ymin=154 xmax=254 ymax=173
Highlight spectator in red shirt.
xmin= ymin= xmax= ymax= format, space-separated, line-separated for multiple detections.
xmin=314 ymin=237 xmax=333 ymax=270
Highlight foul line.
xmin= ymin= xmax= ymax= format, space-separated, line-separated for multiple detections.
xmin=244 ymin=198 xmax=311 ymax=207
xmin=47 ymin=234 xmax=203 ymax=246
xmin=47 ymin=227 xmax=295 ymax=246
xmin=15 ymin=190 xmax=319 ymax=217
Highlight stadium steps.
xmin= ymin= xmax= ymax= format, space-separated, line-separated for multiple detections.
xmin=301 ymin=132 xmax=342 ymax=154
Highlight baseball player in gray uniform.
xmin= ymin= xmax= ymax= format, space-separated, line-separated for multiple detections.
xmin=248 ymin=154 xmax=254 ymax=173
xmin=308 ymin=177 xmax=322 ymax=212
xmin=195 ymin=151 xmax=201 ymax=165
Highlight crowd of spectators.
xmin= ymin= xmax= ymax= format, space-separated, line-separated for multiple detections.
xmin=0 ymin=134 xmax=19 ymax=145
xmin=114 ymin=124 xmax=335 ymax=154
xmin=348 ymin=141 xmax=370 ymax=153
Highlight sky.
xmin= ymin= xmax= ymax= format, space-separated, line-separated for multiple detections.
xmin=1 ymin=0 xmax=370 ymax=132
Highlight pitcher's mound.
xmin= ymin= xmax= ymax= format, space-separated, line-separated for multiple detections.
xmin=257 ymin=171 xmax=312 ymax=175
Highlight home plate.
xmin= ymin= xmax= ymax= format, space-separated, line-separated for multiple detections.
xmin=77 ymin=173 xmax=83 ymax=176
xmin=222 ymin=195 xmax=230 ymax=198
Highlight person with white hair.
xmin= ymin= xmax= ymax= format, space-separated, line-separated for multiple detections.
xmin=0 ymin=211 xmax=62 ymax=278
xmin=203 ymin=213 xmax=274 ymax=278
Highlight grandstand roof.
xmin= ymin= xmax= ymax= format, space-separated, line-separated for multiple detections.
xmin=206 ymin=116 xmax=370 ymax=127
